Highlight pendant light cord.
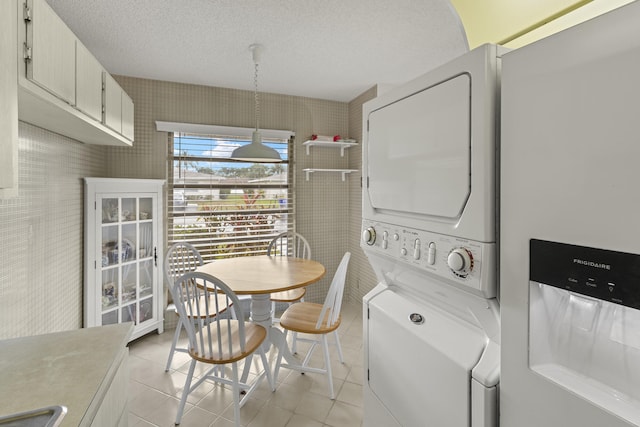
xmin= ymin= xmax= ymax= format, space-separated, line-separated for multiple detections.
xmin=254 ymin=60 xmax=260 ymax=132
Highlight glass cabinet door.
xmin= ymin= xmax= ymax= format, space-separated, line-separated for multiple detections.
xmin=98 ymin=194 xmax=156 ymax=328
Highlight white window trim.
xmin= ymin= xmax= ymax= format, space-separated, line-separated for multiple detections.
xmin=155 ymin=121 xmax=295 ymax=140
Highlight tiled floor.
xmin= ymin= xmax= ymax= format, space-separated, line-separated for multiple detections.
xmin=127 ymin=301 xmax=364 ymax=427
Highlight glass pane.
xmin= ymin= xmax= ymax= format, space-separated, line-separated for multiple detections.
xmin=139 ymin=297 xmax=153 ymax=323
xmin=122 ymin=223 xmax=136 ymax=262
xmin=122 ymin=263 xmax=137 ymax=304
xmin=102 ymin=198 xmax=119 ymax=224
xmin=121 ymin=198 xmax=137 ymax=222
xmin=139 ymin=197 xmax=152 ymax=221
xmin=169 ymin=132 xmax=292 ymax=262
xmin=122 ymin=303 xmax=136 ymax=323
xmin=101 ymin=268 xmax=118 ymax=310
xmin=140 ymin=260 xmax=153 ymax=297
xmin=102 ymin=310 xmax=118 ymax=325
xmin=139 ymin=222 xmax=153 ymax=259
xmin=102 ymin=225 xmax=119 ymax=266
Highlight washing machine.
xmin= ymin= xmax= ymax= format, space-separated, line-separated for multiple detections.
xmin=361 ymin=44 xmax=505 ymax=427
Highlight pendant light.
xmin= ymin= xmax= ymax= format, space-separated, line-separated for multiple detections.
xmin=230 ymin=44 xmax=282 ymax=163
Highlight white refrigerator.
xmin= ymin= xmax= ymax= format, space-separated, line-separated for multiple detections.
xmin=500 ymin=1 xmax=640 ymax=426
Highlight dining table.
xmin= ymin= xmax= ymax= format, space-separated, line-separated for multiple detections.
xmin=196 ymin=254 xmax=326 ymax=364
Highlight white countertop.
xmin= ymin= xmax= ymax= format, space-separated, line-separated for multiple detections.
xmin=0 ymin=323 xmax=132 ymax=426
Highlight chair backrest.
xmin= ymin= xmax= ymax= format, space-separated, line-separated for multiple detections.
xmin=267 ymin=231 xmax=311 ymax=259
xmin=165 ymin=242 xmax=204 ymax=301
xmin=173 ymin=271 xmax=248 ymax=359
xmin=316 ymin=252 xmax=351 ymax=330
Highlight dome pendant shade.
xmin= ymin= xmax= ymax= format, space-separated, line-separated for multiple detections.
xmin=231 ymin=131 xmax=282 ymax=163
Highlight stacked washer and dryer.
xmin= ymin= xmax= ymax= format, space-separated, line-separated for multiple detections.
xmin=361 ymin=44 xmax=504 ymax=427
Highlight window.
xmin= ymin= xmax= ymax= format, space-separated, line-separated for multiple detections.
xmin=168 ymin=131 xmax=292 ymax=262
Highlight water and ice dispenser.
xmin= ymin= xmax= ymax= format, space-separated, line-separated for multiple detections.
xmin=529 ymin=239 xmax=640 ymax=424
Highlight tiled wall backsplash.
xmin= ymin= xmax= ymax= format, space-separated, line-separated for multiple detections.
xmin=0 ymin=77 xmax=379 ymax=339
xmin=0 ymin=123 xmax=107 ymax=339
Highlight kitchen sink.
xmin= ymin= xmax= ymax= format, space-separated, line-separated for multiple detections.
xmin=0 ymin=406 xmax=67 ymax=427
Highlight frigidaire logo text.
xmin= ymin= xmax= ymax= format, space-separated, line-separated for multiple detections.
xmin=573 ymin=258 xmax=611 ymax=270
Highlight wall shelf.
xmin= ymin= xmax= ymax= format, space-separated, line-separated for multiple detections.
xmin=303 ymin=168 xmax=358 ymax=181
xmin=303 ymin=140 xmax=358 ymax=156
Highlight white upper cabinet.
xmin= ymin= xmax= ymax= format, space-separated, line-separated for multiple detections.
xmin=104 ymin=73 xmax=122 ymax=133
xmin=26 ymin=0 xmax=76 ymax=105
xmin=104 ymin=73 xmax=134 ymax=141
xmin=0 ymin=0 xmax=18 ymax=196
xmin=18 ymin=0 xmax=134 ymax=146
xmin=76 ymin=41 xmax=103 ymax=122
xmin=122 ymin=92 xmax=134 ymax=141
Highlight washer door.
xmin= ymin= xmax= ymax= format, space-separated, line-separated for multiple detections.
xmin=367 ymin=288 xmax=486 ymax=427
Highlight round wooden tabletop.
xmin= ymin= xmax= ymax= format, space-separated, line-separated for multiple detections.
xmin=196 ymin=255 xmax=326 ymax=295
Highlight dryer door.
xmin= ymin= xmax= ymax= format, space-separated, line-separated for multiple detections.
xmin=366 ymin=73 xmax=471 ymax=219
xmin=366 ymin=288 xmax=486 ymax=427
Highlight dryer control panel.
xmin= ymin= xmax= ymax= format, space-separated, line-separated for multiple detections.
xmin=362 ymin=220 xmax=496 ymax=298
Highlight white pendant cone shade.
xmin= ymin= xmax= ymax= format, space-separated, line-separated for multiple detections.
xmin=231 ymin=131 xmax=282 ymax=162
xmin=230 ymin=44 xmax=283 ymax=163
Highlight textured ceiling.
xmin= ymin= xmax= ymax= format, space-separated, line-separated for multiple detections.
xmin=46 ymin=0 xmax=469 ymax=102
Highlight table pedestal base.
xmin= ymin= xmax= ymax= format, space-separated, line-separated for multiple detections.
xmin=249 ymin=294 xmax=299 ymax=365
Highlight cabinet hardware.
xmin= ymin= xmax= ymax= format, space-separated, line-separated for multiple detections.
xmin=23 ymin=43 xmax=32 ymax=61
xmin=23 ymin=2 xmax=31 ymax=21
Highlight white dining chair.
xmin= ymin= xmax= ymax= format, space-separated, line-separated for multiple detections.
xmin=173 ymin=271 xmax=274 ymax=426
xmin=267 ymin=231 xmax=312 ymax=353
xmin=164 ymin=242 xmax=235 ymax=372
xmin=273 ymin=252 xmax=350 ymax=399
xmin=268 ymin=231 xmax=311 ymax=315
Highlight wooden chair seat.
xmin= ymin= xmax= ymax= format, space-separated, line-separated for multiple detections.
xmin=270 ymin=288 xmax=306 ymax=303
xmin=189 ymin=321 xmax=266 ymax=364
xmin=279 ymin=301 xmax=342 ymax=334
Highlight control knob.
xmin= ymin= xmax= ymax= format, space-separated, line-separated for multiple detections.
xmin=362 ymin=227 xmax=376 ymax=245
xmin=447 ymin=247 xmax=473 ymax=276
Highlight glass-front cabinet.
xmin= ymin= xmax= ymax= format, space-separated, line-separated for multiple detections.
xmin=84 ymin=178 xmax=164 ymax=341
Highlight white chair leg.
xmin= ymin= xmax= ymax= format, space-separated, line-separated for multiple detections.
xmin=240 ymin=353 xmax=253 ymax=384
xmin=231 ymin=362 xmax=241 ymax=427
xmin=333 ymin=331 xmax=344 ymax=364
xmin=273 ymin=329 xmax=289 ymax=384
xmin=321 ymin=334 xmax=335 ymax=399
xmin=288 ymin=301 xmax=300 ymax=354
xmin=175 ymin=358 xmax=196 ymax=425
xmin=165 ymin=317 xmax=183 ymax=372
xmin=259 ymin=347 xmax=275 ymax=391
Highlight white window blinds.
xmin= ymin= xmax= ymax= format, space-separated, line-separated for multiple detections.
xmin=166 ymin=127 xmax=293 ymax=261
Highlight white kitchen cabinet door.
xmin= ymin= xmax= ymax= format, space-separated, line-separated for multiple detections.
xmin=104 ymin=73 xmax=134 ymax=142
xmin=103 ymin=72 xmax=122 ymax=133
xmin=121 ymin=91 xmax=134 ymax=141
xmin=75 ymin=41 xmax=103 ymax=122
xmin=26 ymin=0 xmax=76 ymax=105
xmin=0 ymin=0 xmax=18 ymax=194
xmin=84 ymin=178 xmax=165 ymax=341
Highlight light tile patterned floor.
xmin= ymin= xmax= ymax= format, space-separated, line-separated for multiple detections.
xmin=127 ymin=302 xmax=363 ymax=427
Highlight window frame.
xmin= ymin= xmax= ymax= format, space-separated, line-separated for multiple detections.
xmin=166 ymin=129 xmax=294 ymax=262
